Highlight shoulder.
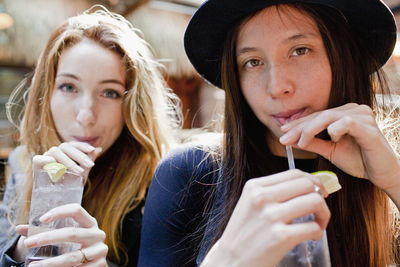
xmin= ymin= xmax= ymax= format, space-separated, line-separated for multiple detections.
xmin=161 ymin=131 xmax=222 ymax=169
xmin=3 ymin=146 xmax=27 ymax=200
xmin=156 ymin=140 xmax=220 ymax=184
xmin=148 ymin=139 xmax=221 ymax=204
xmin=8 ymin=146 xmax=27 ymax=175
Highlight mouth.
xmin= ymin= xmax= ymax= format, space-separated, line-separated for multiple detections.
xmin=73 ymin=136 xmax=99 ymax=146
xmin=273 ymin=108 xmax=306 ymax=125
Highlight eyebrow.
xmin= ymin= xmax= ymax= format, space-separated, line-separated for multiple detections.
xmin=286 ymin=33 xmax=319 ymax=42
xmin=100 ymin=79 xmax=125 ymax=87
xmin=57 ymin=73 xmax=80 ymax=80
xmin=237 ymin=32 xmax=319 ymax=57
xmin=56 ymin=73 xmax=125 ymax=87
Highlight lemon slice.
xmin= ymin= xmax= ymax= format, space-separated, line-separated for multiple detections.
xmin=43 ymin=162 xmax=67 ymax=183
xmin=312 ymin=171 xmax=342 ymax=194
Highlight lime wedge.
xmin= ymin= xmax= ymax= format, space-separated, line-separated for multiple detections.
xmin=43 ymin=162 xmax=67 ymax=183
xmin=312 ymin=171 xmax=342 ymax=194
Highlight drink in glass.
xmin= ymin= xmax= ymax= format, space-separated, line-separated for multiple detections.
xmin=24 ymin=168 xmax=84 ymax=264
xmin=276 ymin=146 xmax=331 ymax=267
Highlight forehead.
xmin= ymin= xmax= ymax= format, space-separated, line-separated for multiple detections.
xmin=57 ymin=39 xmax=125 ymax=72
xmin=237 ymin=5 xmax=319 ymax=43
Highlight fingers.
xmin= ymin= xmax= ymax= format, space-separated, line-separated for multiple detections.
xmin=27 ymin=242 xmax=108 ymax=267
xmin=25 ymin=204 xmax=102 ymax=248
xmin=24 ymin=227 xmax=105 ymax=248
xmin=32 ymin=156 xmax=58 ymax=172
xmin=280 ymin=104 xmax=375 ymax=148
xmin=33 ymin=141 xmax=102 ymax=176
xmin=88 ymin=147 xmax=103 ymax=162
xmin=16 ymin=224 xmax=29 ymax=236
xmin=248 ymin=169 xmax=321 ymax=188
xmin=280 ymin=221 xmax=324 ymax=249
xmin=40 ymin=203 xmax=98 ymax=228
xmin=326 ymin=114 xmax=379 ymax=146
xmin=239 ymin=170 xmax=330 ymax=227
xmin=253 ymin=184 xmax=330 ymax=230
xmin=243 ymin=170 xmax=331 ymax=226
xmin=43 ymin=144 xmax=93 ymax=174
xmin=278 ymin=192 xmax=331 ymax=229
xmin=24 ymin=204 xmax=107 ymax=266
xmin=244 ymin=174 xmax=327 ymax=211
xmin=281 ymin=103 xmax=357 ymax=131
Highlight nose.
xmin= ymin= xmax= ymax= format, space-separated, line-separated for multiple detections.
xmin=268 ymin=64 xmax=295 ymax=99
xmin=76 ymin=94 xmax=96 ymax=126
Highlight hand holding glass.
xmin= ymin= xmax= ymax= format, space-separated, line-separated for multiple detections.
xmin=25 ymin=168 xmax=84 ymax=264
xmin=276 ymin=146 xmax=331 ymax=267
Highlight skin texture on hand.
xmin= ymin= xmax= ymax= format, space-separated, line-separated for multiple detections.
xmin=13 ymin=141 xmax=106 ymax=266
xmin=13 ymin=225 xmax=28 ymax=262
xmin=280 ymin=103 xmax=400 ymax=207
xmin=24 ymin=203 xmax=108 ymax=267
xmin=201 ymin=169 xmax=330 ymax=267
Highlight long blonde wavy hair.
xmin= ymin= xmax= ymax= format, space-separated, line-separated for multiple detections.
xmin=6 ymin=5 xmax=180 ymax=265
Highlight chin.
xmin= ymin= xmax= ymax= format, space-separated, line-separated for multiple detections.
xmin=267 ymin=126 xmax=284 ymax=139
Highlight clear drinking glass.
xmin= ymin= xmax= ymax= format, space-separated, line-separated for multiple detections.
xmin=24 ymin=169 xmax=84 ymax=265
xmin=276 ymin=216 xmax=331 ymax=267
xmin=277 ymin=146 xmax=331 ymax=267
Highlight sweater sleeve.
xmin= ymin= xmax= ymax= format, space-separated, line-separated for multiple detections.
xmin=138 ymin=145 xmax=217 ymax=267
xmin=0 ymin=146 xmax=27 ymax=266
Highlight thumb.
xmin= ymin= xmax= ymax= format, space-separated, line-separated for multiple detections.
xmin=16 ymin=224 xmax=29 ymax=237
xmin=82 ymin=147 xmax=103 ymax=181
xmin=296 ymin=138 xmax=335 ymax=162
xmin=89 ymin=147 xmax=103 ymax=162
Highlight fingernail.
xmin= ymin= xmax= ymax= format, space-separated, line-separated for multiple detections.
xmin=25 ymin=237 xmax=38 ymax=247
xmin=281 ymin=124 xmax=290 ymax=131
xmin=73 ymin=166 xmax=85 ymax=174
xmin=83 ymin=159 xmax=94 ymax=167
xmin=39 ymin=213 xmax=51 ymax=223
xmin=298 ymin=137 xmax=305 ymax=148
xmin=280 ymin=134 xmax=290 ymax=143
xmin=28 ymin=262 xmax=42 ymax=267
xmin=86 ymin=146 xmax=95 ymax=152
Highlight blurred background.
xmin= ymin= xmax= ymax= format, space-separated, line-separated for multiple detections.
xmin=0 ymin=0 xmax=400 ymax=195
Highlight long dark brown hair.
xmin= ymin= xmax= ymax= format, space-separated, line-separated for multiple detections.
xmin=202 ymin=3 xmax=398 ymax=267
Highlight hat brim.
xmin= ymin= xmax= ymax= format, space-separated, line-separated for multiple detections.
xmin=184 ymin=0 xmax=396 ymax=88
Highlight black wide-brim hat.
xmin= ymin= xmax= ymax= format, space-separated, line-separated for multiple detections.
xmin=184 ymin=0 xmax=397 ymax=88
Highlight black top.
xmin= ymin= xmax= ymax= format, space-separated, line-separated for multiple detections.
xmin=122 ymin=201 xmax=144 ymax=267
xmin=138 ymin=145 xmax=318 ymax=266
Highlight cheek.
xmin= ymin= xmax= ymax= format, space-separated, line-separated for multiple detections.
xmin=103 ymin=108 xmax=124 ymax=137
xmin=317 ymin=70 xmax=332 ymax=107
xmin=306 ymin=61 xmax=332 ymax=108
xmin=50 ymin=94 xmax=67 ymax=127
xmin=240 ymin=77 xmax=266 ymax=109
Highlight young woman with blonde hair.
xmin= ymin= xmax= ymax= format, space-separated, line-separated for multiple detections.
xmin=0 ymin=5 xmax=180 ymax=267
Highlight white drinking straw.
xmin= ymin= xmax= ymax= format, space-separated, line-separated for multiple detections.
xmin=285 ymin=145 xmax=313 ymax=267
xmin=286 ymin=145 xmax=295 ymax=170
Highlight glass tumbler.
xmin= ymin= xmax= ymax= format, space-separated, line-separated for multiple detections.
xmin=24 ymin=169 xmax=84 ymax=265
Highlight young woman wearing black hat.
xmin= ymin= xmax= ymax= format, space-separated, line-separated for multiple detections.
xmin=139 ymin=1 xmax=400 ymax=266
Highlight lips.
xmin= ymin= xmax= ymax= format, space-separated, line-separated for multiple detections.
xmin=273 ymin=108 xmax=306 ymax=125
xmin=73 ymin=136 xmax=99 ymax=146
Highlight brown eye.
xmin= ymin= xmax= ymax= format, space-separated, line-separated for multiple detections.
xmin=292 ymin=47 xmax=309 ymax=56
xmin=245 ymin=59 xmax=262 ymax=68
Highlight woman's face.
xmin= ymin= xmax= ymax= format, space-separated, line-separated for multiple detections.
xmin=51 ymin=39 xmax=126 ymax=154
xmin=236 ymin=5 xmax=331 ymax=155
